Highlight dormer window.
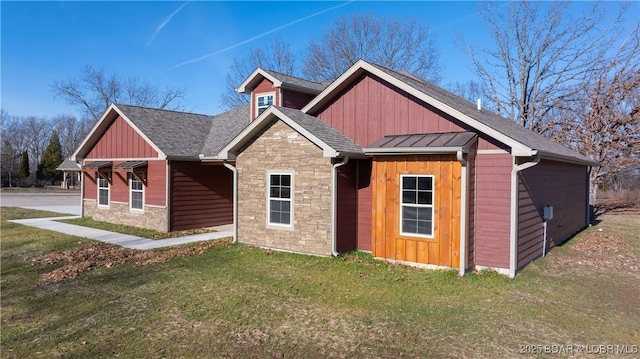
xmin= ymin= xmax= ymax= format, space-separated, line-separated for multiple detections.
xmin=256 ymin=92 xmax=275 ymax=116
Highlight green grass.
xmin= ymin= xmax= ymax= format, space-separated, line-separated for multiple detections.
xmin=2 ymin=207 xmax=639 ymax=358
xmin=59 ymin=216 xmax=167 ymax=238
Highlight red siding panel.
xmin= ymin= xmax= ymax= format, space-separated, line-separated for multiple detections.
xmin=336 ymin=160 xmax=358 ymax=253
xmin=357 ymin=160 xmax=373 ymax=251
xmin=517 ymin=161 xmax=588 ymax=268
xmin=474 ymin=153 xmax=512 ymax=269
xmin=282 ymin=90 xmax=315 ymax=110
xmin=87 ymin=116 xmax=157 ymax=159
xmin=169 ymin=161 xmax=233 ymax=231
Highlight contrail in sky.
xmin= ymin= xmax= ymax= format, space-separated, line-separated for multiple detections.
xmin=147 ymin=2 xmax=189 ymax=47
xmin=167 ymin=1 xmax=353 ymax=71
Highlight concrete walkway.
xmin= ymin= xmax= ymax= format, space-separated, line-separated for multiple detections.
xmin=9 ymin=216 xmax=234 ymax=250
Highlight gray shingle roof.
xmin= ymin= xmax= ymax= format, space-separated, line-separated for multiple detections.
xmin=56 ymin=157 xmax=81 ymax=171
xmin=116 ymin=104 xmax=214 ymax=158
xmin=116 ymin=104 xmax=249 ymax=159
xmin=201 ymin=105 xmax=250 ymax=156
xmin=369 ymin=63 xmax=594 ymax=163
xmin=262 ymin=69 xmax=329 ymax=93
xmin=275 ymin=107 xmax=362 ymax=154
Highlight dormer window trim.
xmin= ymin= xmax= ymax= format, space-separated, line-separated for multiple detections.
xmin=255 ymin=92 xmax=276 ymax=117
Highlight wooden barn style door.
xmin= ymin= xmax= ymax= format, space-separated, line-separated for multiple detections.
xmin=371 ymin=155 xmax=461 ymax=268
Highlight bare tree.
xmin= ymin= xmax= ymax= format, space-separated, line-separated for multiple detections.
xmin=446 ymin=80 xmax=496 ymax=111
xmin=52 ymin=65 xmax=185 ymax=121
xmin=303 ymin=14 xmax=441 ymax=83
xmin=220 ymin=37 xmax=297 ymax=110
xmin=52 ymin=115 xmax=94 ymax=158
xmin=461 ymin=1 xmax=632 ymax=132
xmin=552 ymin=67 xmax=640 ymax=204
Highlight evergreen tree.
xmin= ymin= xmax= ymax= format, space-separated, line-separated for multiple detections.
xmin=39 ymin=131 xmax=64 ymax=184
xmin=19 ymin=151 xmax=30 ymax=179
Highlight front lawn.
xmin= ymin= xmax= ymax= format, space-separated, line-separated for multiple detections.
xmin=1 ymin=207 xmax=638 ymax=358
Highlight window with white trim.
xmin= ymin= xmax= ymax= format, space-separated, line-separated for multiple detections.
xmin=268 ymin=173 xmax=292 ymax=226
xmin=400 ymin=175 xmax=434 ymax=237
xmin=97 ymin=172 xmax=110 ymax=206
xmin=256 ymin=93 xmax=275 ymax=116
xmin=129 ymin=172 xmax=145 ymax=210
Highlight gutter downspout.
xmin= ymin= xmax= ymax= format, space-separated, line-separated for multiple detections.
xmin=509 ymin=154 xmax=541 ymax=278
xmin=331 ymin=156 xmax=349 ymax=256
xmin=223 ymin=161 xmax=238 ymax=244
xmin=456 ymin=151 xmax=469 ymax=276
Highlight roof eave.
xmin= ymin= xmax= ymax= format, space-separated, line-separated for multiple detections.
xmin=535 ymin=150 xmax=599 ymax=166
xmin=236 ymin=68 xmax=282 ymax=94
xmin=364 ymin=146 xmax=466 ymax=155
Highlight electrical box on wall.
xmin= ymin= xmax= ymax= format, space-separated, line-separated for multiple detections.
xmin=543 ymin=205 xmax=554 ymax=221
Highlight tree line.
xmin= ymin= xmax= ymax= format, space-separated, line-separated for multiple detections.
xmin=2 ymin=2 xmax=638 ymax=200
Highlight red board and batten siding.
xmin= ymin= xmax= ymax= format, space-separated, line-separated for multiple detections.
xmin=86 ymin=116 xmax=158 ymax=159
xmin=83 ymin=160 xmax=166 ymax=206
xmin=312 ymin=73 xmax=507 ymax=251
xmin=517 ymin=160 xmax=588 ymax=268
xmin=473 ymin=152 xmax=512 ymax=269
xmin=83 ymin=116 xmax=166 ymax=206
xmin=336 ymin=159 xmax=358 ymax=253
xmin=282 ymin=90 xmax=316 ymax=111
xmin=169 ymin=161 xmax=233 ymax=231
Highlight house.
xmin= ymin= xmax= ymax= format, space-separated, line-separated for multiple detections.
xmin=73 ymin=60 xmax=597 ymax=277
xmin=72 ymin=105 xmax=248 ymax=231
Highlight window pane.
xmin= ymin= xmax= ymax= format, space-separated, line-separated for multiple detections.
xmin=270 ymin=209 xmax=280 ymax=224
xmin=281 ymin=187 xmax=290 ymax=199
xmin=402 ymin=190 xmax=416 ymax=204
xmin=417 ymin=191 xmax=432 ymax=205
xmin=402 ymin=219 xmax=417 ymax=234
xmin=418 ymin=177 xmax=432 ymax=190
xmin=402 ymin=206 xmax=418 ymax=220
xmin=132 ymin=192 xmax=143 ymax=209
xmin=402 ymin=176 xmax=416 ymax=190
xmin=280 ymin=211 xmax=290 ymax=224
xmin=417 ymin=220 xmax=432 ymax=235
xmin=270 ymin=187 xmax=280 ymax=198
xmin=270 ymin=200 xmax=281 ymax=211
xmin=281 ymin=201 xmax=290 ymax=212
xmin=281 ymin=175 xmax=290 ymax=186
xmin=418 ymin=207 xmax=433 ymax=221
xmin=270 ymin=175 xmax=280 ymax=186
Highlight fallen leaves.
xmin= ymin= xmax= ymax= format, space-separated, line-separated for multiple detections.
xmin=31 ymin=238 xmax=231 ymax=283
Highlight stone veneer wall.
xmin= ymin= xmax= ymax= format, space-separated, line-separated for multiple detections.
xmin=236 ymin=120 xmax=333 ymax=256
xmin=83 ymin=199 xmax=168 ymax=232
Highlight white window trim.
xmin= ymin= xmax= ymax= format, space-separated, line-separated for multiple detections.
xmin=255 ymin=92 xmax=276 ymax=117
xmin=399 ymin=174 xmax=435 ymax=239
xmin=266 ymin=170 xmax=294 ymax=230
xmin=97 ymin=172 xmax=110 ymax=208
xmin=129 ymin=173 xmax=145 ymax=212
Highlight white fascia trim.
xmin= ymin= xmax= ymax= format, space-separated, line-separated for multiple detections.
xmin=536 ymin=150 xmax=599 ymax=167
xmin=302 ymin=60 xmax=534 ymax=157
xmin=217 ymin=107 xmax=339 ymax=160
xmin=236 ymin=68 xmax=283 ymax=94
xmin=71 ymin=104 xmax=166 ymax=161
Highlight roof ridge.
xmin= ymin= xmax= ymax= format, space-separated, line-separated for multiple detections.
xmin=260 ymin=69 xmax=324 ymax=85
xmin=114 ymin=103 xmax=212 ymax=118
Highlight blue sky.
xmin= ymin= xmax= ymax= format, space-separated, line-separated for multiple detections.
xmin=1 ymin=1 xmax=635 ymax=118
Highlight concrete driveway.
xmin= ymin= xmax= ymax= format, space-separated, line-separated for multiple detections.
xmin=0 ymin=192 xmax=81 ymax=215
